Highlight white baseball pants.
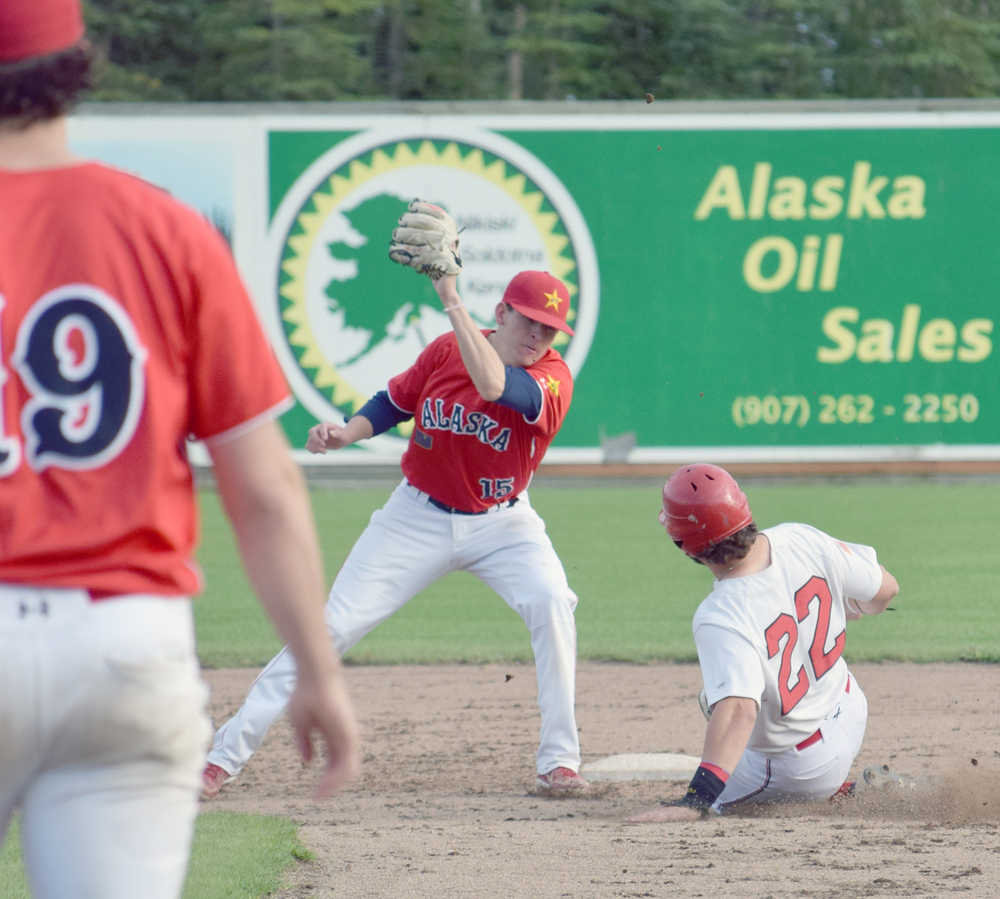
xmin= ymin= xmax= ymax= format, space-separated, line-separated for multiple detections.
xmin=0 ymin=586 xmax=210 ymax=899
xmin=209 ymin=479 xmax=581 ymax=777
xmin=716 ymin=672 xmax=868 ymax=810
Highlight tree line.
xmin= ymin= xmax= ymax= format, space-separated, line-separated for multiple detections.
xmin=83 ymin=1 xmax=1000 ymax=102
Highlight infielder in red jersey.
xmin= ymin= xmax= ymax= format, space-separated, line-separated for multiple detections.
xmin=202 ymin=266 xmax=589 ymax=798
xmin=0 ymin=3 xmax=358 ymax=896
xmin=630 ymin=464 xmax=900 ymax=823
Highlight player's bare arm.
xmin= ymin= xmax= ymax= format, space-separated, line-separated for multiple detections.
xmin=847 ymin=564 xmax=900 ymax=619
xmin=392 ymin=200 xmax=565 ymax=395
xmin=208 ymin=420 xmax=361 ymax=795
xmin=387 ymin=198 xmax=506 ymax=392
xmin=868 ymin=566 xmax=900 ymax=613
xmin=627 ymin=696 xmax=757 ymax=824
xmin=700 ymin=696 xmax=758 ymax=772
xmin=306 ymin=416 xmax=375 ymax=453
xmin=430 ymin=273 xmax=507 ymax=399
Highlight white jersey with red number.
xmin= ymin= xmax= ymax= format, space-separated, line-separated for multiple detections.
xmin=388 ymin=331 xmax=572 ymax=512
xmin=694 ymin=522 xmax=884 ymax=755
xmin=0 ymin=162 xmax=291 ymax=597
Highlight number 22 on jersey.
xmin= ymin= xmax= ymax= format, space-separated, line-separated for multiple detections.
xmin=765 ymin=576 xmax=846 ymax=715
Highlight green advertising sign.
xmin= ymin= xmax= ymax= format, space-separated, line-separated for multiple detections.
xmin=260 ymin=112 xmax=1000 ymax=461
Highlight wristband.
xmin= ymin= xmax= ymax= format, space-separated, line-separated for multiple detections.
xmin=679 ymin=763 xmax=729 ymax=812
xmin=443 ymin=303 xmax=463 ymax=312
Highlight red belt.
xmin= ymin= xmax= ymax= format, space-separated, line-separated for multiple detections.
xmin=795 ymin=676 xmax=851 ymax=751
xmin=795 ymin=729 xmax=823 ymax=751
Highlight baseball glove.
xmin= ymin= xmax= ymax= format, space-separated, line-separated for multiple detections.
xmin=388 ymin=199 xmax=462 ymax=280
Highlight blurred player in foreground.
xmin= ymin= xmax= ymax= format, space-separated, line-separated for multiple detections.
xmin=630 ymin=463 xmax=900 ymax=822
xmin=0 ymin=2 xmax=358 ymax=895
xmin=202 ymin=200 xmax=587 ymax=799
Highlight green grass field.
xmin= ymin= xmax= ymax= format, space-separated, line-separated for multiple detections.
xmin=195 ymin=479 xmax=999 ymax=668
xmin=2 ymin=478 xmax=996 ymax=897
xmin=1 ymin=812 xmax=309 ymax=899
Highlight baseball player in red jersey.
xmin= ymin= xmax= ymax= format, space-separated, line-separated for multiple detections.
xmin=202 ymin=266 xmax=588 ymax=798
xmin=630 ymin=464 xmax=900 ymax=822
xmin=0 ymin=3 xmax=358 ymax=895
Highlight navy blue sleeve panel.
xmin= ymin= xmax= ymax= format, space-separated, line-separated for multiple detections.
xmin=495 ymin=366 xmax=542 ymax=418
xmin=355 ymin=390 xmax=411 ymax=436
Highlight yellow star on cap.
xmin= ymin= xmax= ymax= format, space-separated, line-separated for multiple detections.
xmin=546 ymin=375 xmax=561 ymax=397
xmin=543 ymin=289 xmax=563 ymax=311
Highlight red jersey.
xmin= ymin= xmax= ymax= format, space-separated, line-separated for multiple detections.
xmin=0 ymin=162 xmax=290 ymax=597
xmin=389 ymin=331 xmax=572 ymax=512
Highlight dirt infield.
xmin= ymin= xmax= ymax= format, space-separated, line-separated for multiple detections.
xmin=200 ymin=661 xmax=999 ymax=898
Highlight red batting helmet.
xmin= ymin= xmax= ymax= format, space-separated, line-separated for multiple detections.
xmin=660 ymin=463 xmax=753 ymax=556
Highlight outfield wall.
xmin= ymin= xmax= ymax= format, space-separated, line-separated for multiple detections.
xmin=69 ymin=101 xmax=1000 ymax=465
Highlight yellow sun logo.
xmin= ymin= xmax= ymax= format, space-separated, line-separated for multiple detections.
xmin=276 ymin=138 xmax=581 ymax=432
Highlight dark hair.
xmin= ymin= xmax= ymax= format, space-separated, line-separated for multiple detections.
xmin=686 ymin=522 xmax=759 ymax=567
xmin=0 ymin=41 xmax=94 ymax=127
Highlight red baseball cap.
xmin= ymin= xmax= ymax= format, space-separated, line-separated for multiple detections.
xmin=0 ymin=0 xmax=85 ymax=63
xmin=501 ymin=271 xmax=575 ymax=336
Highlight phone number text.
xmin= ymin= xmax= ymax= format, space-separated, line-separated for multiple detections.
xmin=731 ymin=393 xmax=980 ymax=428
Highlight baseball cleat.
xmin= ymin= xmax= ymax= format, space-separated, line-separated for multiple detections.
xmin=536 ymin=766 xmax=590 ymax=795
xmin=829 ymin=780 xmax=857 ymax=800
xmin=200 ymin=762 xmax=233 ymax=800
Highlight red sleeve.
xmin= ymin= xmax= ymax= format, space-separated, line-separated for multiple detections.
xmin=386 ymin=334 xmax=450 ymax=414
xmin=183 ymin=217 xmax=291 ymax=441
xmin=526 ymin=351 xmax=573 ymax=438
